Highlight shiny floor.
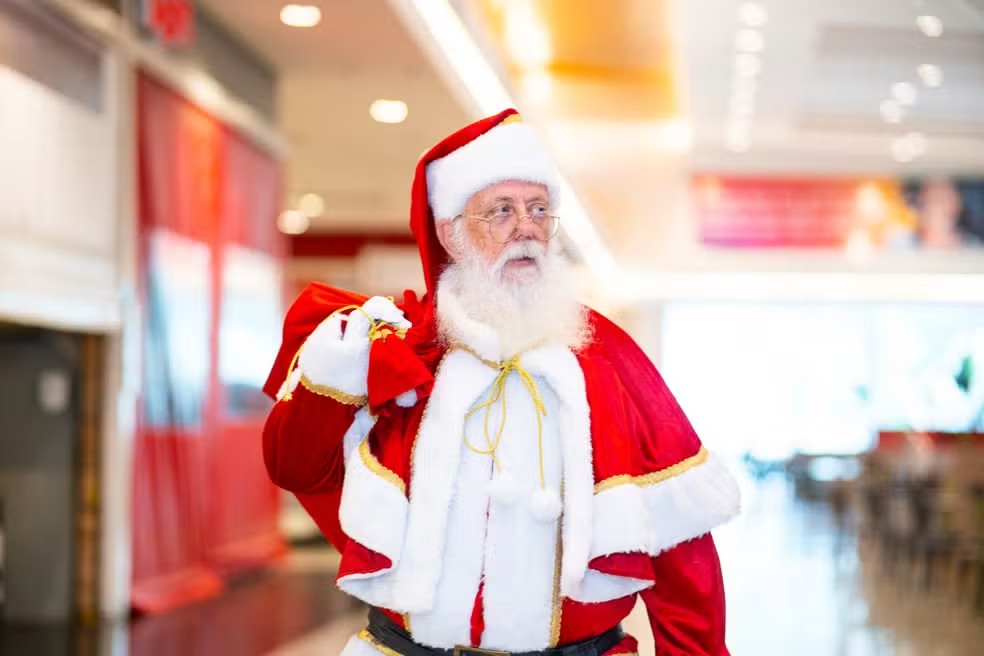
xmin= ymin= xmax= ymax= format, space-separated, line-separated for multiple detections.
xmin=2 ymin=474 xmax=982 ymax=655
xmin=269 ymin=474 xmax=984 ymax=656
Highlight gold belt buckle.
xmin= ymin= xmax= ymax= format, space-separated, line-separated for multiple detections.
xmin=453 ymin=647 xmax=510 ymax=656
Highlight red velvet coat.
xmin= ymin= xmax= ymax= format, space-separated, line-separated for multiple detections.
xmin=262 ymin=284 xmax=738 ymax=655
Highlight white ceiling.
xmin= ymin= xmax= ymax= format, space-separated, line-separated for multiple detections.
xmin=200 ymin=0 xmax=984 ymax=248
xmin=200 ymin=0 xmax=470 ymax=232
xmin=681 ymin=0 xmax=984 ymax=174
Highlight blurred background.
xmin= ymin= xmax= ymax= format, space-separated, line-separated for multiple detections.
xmin=1 ymin=0 xmax=983 ymax=654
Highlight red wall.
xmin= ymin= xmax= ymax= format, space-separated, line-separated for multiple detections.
xmin=132 ymin=71 xmax=286 ymax=613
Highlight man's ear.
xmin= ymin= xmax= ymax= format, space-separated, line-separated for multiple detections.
xmin=435 ymin=219 xmax=462 ymax=262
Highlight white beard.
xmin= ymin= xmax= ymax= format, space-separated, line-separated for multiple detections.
xmin=437 ymin=234 xmax=589 ymax=358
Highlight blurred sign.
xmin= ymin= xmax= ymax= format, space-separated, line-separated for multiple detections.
xmin=141 ymin=0 xmax=193 ymax=45
xmin=694 ymin=176 xmax=984 ymax=250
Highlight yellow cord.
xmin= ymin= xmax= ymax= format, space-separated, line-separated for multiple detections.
xmin=462 ymin=356 xmax=549 ymax=489
xmin=279 ymin=303 xmax=405 ymax=402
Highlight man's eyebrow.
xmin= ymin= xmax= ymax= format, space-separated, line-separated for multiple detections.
xmin=483 ymin=194 xmax=548 ymax=206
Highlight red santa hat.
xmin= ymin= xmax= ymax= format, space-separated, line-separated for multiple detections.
xmin=409 ymin=109 xmax=561 ymax=295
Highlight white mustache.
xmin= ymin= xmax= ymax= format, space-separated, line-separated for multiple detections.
xmin=492 ymin=240 xmax=547 ymax=275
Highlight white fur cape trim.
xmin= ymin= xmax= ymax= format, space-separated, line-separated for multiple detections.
xmin=425 ymin=121 xmax=561 ymax=221
xmin=573 ymin=452 xmax=741 ymax=603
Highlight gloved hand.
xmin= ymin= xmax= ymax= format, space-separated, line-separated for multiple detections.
xmin=345 ymin=296 xmax=412 ymax=340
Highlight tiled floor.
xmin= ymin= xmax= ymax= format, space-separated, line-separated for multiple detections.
xmin=3 ymin=474 xmax=983 ymax=655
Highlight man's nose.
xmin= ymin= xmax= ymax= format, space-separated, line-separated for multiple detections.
xmin=515 ymin=215 xmax=538 ymax=240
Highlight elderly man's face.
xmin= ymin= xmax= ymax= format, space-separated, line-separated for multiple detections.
xmin=436 ymin=180 xmax=553 ymax=283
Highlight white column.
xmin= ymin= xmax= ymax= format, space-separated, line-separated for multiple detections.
xmin=98 ymin=42 xmax=138 ymax=621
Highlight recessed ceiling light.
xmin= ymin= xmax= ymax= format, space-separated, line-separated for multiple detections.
xmin=738 ymin=3 xmax=769 ymax=28
xmin=880 ymin=99 xmax=904 ymax=124
xmin=736 ymin=29 xmax=765 ymax=53
xmin=280 ymin=4 xmax=322 ymax=28
xmin=278 ymin=210 xmax=310 ymax=235
xmin=917 ymin=64 xmax=944 ymax=87
xmin=298 ymin=192 xmax=325 ymax=218
xmin=892 ymin=82 xmax=918 ymax=106
xmin=370 ymin=99 xmax=409 ymax=124
xmin=734 ymin=53 xmax=762 ymax=78
xmin=916 ymin=15 xmax=943 ymax=38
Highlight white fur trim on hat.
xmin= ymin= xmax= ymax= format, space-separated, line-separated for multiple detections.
xmin=426 ymin=121 xmax=561 ymax=221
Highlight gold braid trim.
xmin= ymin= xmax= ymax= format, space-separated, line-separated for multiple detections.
xmin=299 ymin=374 xmax=368 ymax=406
xmin=360 ymin=440 xmax=407 ymax=495
xmin=358 ymin=629 xmax=404 ymax=656
xmin=548 ymin=518 xmax=564 ymax=647
xmin=451 ymin=343 xmax=499 ymax=370
xmin=594 ymin=446 xmax=709 ymax=494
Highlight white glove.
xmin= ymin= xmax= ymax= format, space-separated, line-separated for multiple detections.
xmin=307 ymin=313 xmax=344 ymax=344
xmin=345 ymin=296 xmax=411 ymax=339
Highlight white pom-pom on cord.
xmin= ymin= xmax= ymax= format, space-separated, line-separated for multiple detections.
xmin=394 ymin=389 xmax=418 ymax=407
xmin=486 ymin=472 xmax=524 ymax=505
xmin=529 ymin=488 xmax=562 ymax=522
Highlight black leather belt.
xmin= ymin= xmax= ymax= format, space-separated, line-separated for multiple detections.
xmin=367 ymin=607 xmax=625 ymax=656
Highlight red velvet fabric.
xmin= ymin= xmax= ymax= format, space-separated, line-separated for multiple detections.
xmin=336 ymin=540 xmax=393 ymax=579
xmin=576 ymin=311 xmax=705 ymax=481
xmin=641 ymin=535 xmax=730 ymax=656
xmin=262 ymin=384 xmax=356 ymax=494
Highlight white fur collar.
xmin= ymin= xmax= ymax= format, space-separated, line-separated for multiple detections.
xmin=432 ymin=282 xmax=596 ymax=598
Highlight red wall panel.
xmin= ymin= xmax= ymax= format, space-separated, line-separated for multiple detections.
xmin=133 ymin=71 xmax=286 ymax=613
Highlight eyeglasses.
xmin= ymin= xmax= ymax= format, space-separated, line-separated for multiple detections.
xmin=456 ymin=205 xmax=561 ymax=244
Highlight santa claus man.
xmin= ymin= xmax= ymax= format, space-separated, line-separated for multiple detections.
xmin=263 ymin=110 xmax=739 ymax=656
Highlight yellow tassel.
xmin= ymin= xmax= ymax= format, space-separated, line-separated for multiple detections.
xmin=463 ymin=355 xmax=549 ymax=489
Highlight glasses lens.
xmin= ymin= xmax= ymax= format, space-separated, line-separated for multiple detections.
xmin=542 ymin=215 xmax=559 ymax=239
xmin=490 ymin=219 xmax=517 ymax=243
xmin=486 ymin=215 xmax=560 ymax=242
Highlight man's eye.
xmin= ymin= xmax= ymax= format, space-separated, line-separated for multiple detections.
xmin=529 ymin=205 xmax=548 ymax=217
xmin=492 ymin=205 xmax=514 ymax=217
